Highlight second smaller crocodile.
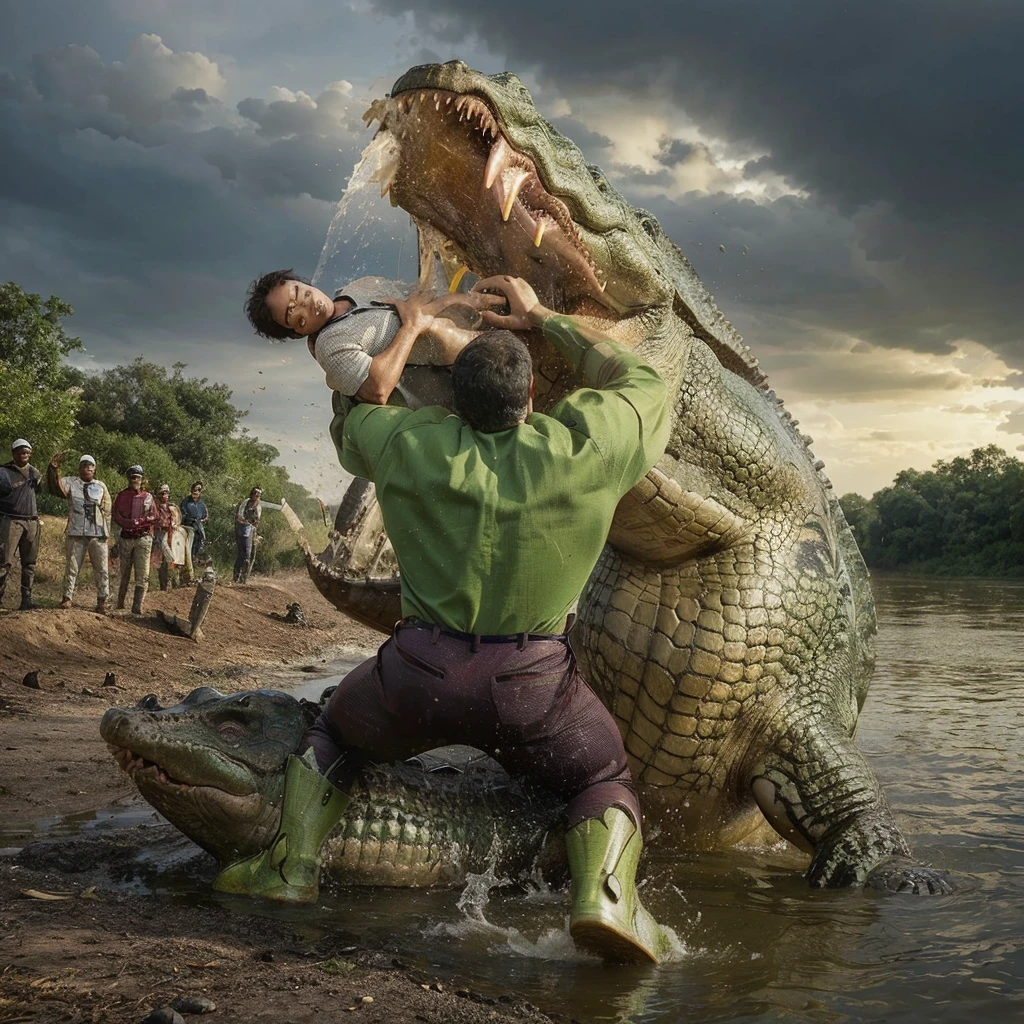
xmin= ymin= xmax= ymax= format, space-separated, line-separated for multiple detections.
xmin=101 ymin=686 xmax=565 ymax=888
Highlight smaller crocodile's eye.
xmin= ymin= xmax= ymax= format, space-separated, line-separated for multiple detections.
xmin=235 ymin=695 xmax=251 ymax=708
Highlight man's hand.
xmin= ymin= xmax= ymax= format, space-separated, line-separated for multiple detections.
xmin=382 ymin=289 xmax=504 ymax=333
xmin=50 ymin=451 xmax=67 ymax=468
xmin=472 ymin=276 xmax=548 ymax=330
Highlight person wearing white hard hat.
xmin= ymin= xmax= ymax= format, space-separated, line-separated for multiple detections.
xmin=0 ymin=438 xmax=43 ymax=611
xmin=47 ymin=452 xmax=113 ymax=613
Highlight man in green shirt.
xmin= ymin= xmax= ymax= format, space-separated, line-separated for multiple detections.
xmin=216 ymin=276 xmax=672 ymax=963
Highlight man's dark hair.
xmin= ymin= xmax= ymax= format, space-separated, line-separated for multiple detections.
xmin=452 ymin=332 xmax=533 ymax=432
xmin=190 ymin=480 xmax=203 ymax=490
xmin=245 ymin=269 xmax=307 ymax=340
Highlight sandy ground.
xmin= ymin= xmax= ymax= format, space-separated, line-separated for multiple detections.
xmin=0 ymin=570 xmax=564 ymax=1024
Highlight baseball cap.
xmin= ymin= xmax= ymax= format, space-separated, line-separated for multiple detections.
xmin=12 ymin=438 xmax=32 ymax=452
xmin=127 ymin=465 xmax=144 ymax=477
xmin=158 ymin=483 xmax=170 ymax=493
xmin=79 ymin=454 xmax=96 ymax=466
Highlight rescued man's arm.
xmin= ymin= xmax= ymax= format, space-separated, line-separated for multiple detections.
xmin=354 ymin=291 xmax=501 ymax=405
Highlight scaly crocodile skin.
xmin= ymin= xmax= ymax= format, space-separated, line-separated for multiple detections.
xmin=300 ymin=61 xmax=950 ymax=892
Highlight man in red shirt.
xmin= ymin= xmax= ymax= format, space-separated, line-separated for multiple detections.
xmin=112 ymin=465 xmax=157 ymax=614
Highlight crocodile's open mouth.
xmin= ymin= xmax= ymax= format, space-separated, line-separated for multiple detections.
xmin=364 ymin=89 xmax=615 ymax=317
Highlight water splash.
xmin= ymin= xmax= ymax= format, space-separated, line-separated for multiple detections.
xmin=311 ymin=131 xmax=403 ymax=288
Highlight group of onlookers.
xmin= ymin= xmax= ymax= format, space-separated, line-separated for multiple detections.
xmin=0 ymin=438 xmax=259 ymax=614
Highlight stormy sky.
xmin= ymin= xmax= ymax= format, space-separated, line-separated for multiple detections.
xmin=2 ymin=0 xmax=1021 ymax=500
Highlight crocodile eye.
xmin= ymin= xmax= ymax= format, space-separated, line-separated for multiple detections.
xmin=635 ymin=212 xmax=659 ymax=239
xmin=235 ymin=694 xmax=251 ymax=708
xmin=138 ymin=694 xmax=162 ymax=711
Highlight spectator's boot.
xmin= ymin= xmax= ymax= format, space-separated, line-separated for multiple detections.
xmin=18 ymin=587 xmax=38 ymax=611
xmin=213 ymin=748 xmax=349 ymax=903
xmin=158 ymin=564 xmax=169 ymax=591
xmin=131 ymin=586 xmax=145 ymax=616
xmin=116 ymin=574 xmax=131 ymax=610
xmin=96 ymin=598 xmax=109 ymax=615
xmin=564 ymin=807 xmax=671 ymax=965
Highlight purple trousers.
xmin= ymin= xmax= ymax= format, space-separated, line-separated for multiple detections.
xmin=306 ymin=621 xmax=641 ymax=830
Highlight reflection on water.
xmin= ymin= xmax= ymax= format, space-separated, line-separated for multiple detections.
xmin=13 ymin=576 xmax=1024 ymax=1021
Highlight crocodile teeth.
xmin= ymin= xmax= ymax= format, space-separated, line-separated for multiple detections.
xmin=500 ymin=167 xmax=530 ymax=222
xmin=484 ymin=136 xmax=509 ymax=190
xmin=532 ymin=217 xmax=546 ymax=247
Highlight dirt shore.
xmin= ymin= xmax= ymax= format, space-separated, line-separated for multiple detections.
xmin=0 ymin=571 xmax=564 ymax=1024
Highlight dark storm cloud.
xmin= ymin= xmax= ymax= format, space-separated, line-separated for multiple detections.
xmin=369 ymin=0 xmax=1024 ymax=368
xmin=0 ymin=32 xmax=404 ymax=374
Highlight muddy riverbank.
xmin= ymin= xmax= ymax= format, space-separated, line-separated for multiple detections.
xmin=0 ymin=572 xmax=565 ymax=1024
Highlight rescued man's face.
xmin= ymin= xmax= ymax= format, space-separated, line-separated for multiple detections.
xmin=266 ymin=280 xmax=335 ymax=337
xmin=79 ymin=463 xmax=95 ymax=481
xmin=12 ymin=447 xmax=31 ymax=467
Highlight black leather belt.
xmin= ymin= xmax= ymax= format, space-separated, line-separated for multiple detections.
xmin=402 ymin=617 xmax=571 ymax=651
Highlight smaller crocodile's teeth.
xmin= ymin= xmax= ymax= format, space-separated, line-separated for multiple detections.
xmin=380 ymin=181 xmax=391 ymax=198
xmin=484 ymin=136 xmax=509 ymax=190
xmin=500 ymin=167 xmax=530 ymax=221
xmin=532 ymin=217 xmax=546 ymax=247
xmin=434 ymin=95 xmax=441 ymax=111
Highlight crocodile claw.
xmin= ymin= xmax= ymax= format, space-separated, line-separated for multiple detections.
xmin=865 ymin=857 xmax=955 ymax=895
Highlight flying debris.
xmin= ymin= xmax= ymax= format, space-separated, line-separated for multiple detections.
xmin=718 ymin=244 xmax=726 ymax=254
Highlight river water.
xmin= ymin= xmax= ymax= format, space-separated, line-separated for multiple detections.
xmin=15 ymin=574 xmax=1024 ymax=1021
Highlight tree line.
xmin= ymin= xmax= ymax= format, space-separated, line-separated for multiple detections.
xmin=0 ymin=280 xmax=326 ymax=572
xmin=840 ymin=444 xmax=1024 ymax=577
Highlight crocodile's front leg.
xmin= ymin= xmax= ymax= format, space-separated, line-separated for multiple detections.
xmin=750 ymin=713 xmax=953 ymax=893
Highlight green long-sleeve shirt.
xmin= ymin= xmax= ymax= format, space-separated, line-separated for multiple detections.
xmin=338 ymin=314 xmax=670 ymax=635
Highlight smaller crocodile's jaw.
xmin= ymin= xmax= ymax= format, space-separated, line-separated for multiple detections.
xmin=366 ymin=90 xmax=613 ymax=316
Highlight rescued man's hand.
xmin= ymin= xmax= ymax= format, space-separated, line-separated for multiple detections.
xmin=472 ymin=276 xmax=547 ymax=330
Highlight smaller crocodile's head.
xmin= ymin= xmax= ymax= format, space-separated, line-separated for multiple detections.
xmin=364 ymin=60 xmax=676 ymax=323
xmin=101 ymin=687 xmax=313 ymax=863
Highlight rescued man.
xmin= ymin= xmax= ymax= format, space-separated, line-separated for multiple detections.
xmin=112 ymin=465 xmax=158 ymax=614
xmin=48 ymin=452 xmax=113 ymax=613
xmin=216 ymin=275 xmax=673 ymax=964
xmin=0 ymin=438 xmax=43 ymax=611
xmin=244 ymin=271 xmax=500 ymax=409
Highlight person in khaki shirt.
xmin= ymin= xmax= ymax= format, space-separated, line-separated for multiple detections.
xmin=216 ymin=276 xmax=674 ymax=965
xmin=48 ymin=452 xmax=112 ymax=613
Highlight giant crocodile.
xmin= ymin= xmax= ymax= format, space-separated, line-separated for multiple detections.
xmin=300 ymin=61 xmax=949 ymax=894
xmin=101 ymin=687 xmax=564 ymax=887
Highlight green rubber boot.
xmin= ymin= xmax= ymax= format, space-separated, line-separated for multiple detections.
xmin=565 ymin=806 xmax=671 ymax=964
xmin=213 ymin=749 xmax=349 ymax=902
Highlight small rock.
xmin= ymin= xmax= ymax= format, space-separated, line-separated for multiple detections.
xmin=103 ymin=672 xmax=117 ymax=687
xmin=171 ymin=995 xmax=217 ymax=1014
xmin=140 ymin=1008 xmax=185 ymax=1024
xmin=258 ymin=950 xmax=275 ymax=963
xmin=21 ymin=671 xmax=39 ymax=689
xmin=81 ymin=687 xmax=101 ymax=697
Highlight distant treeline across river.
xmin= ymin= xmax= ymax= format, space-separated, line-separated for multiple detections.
xmin=840 ymin=444 xmax=1024 ymax=577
